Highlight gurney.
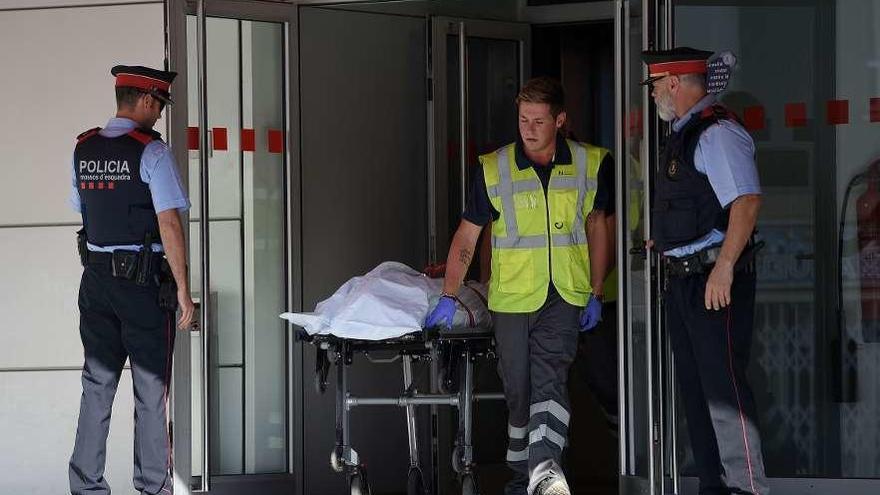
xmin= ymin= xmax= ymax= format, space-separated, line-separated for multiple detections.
xmin=281 ymin=262 xmax=503 ymax=495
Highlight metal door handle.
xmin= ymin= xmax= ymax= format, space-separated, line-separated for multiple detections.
xmin=629 ymin=246 xmax=648 ymax=259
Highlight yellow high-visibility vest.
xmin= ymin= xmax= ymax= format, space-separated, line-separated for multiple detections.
xmin=481 ymin=140 xmax=608 ymax=312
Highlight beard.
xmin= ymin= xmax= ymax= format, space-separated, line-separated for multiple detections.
xmin=656 ymin=92 xmax=677 ymax=122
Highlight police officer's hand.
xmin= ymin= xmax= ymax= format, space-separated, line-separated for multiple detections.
xmin=705 ymin=261 xmax=734 ymax=311
xmin=178 ymin=288 xmax=195 ymax=330
xmin=425 ymin=295 xmax=456 ymax=330
xmin=579 ymin=294 xmax=603 ymax=332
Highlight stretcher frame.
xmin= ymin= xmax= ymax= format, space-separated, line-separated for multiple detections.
xmin=299 ymin=327 xmax=503 ymax=495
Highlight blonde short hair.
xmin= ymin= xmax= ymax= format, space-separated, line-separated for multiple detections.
xmin=515 ymin=77 xmax=565 ymax=117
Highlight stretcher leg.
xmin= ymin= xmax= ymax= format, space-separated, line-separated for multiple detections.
xmin=333 ymin=342 xmax=361 ymax=472
xmin=403 ymin=354 xmax=420 ymax=466
xmin=403 ymin=354 xmax=428 ymax=495
xmin=333 ymin=341 xmax=371 ymax=494
xmin=454 ymin=348 xmax=480 ymax=494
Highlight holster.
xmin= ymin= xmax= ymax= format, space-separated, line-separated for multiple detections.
xmin=76 ymin=228 xmax=89 ymax=267
xmin=158 ymin=259 xmax=179 ymax=312
xmin=135 ymin=232 xmax=154 ymax=286
xmin=111 ymin=250 xmax=139 ymax=280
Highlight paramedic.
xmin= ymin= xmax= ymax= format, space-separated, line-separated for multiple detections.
xmin=426 ymin=76 xmax=610 ymax=495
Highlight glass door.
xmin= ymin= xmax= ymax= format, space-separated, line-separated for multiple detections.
xmin=617 ymin=1 xmax=670 ymax=494
xmin=666 ymin=0 xmax=880 ymax=493
xmin=167 ymin=0 xmax=295 ymax=492
xmin=430 ymin=17 xmax=530 ymax=261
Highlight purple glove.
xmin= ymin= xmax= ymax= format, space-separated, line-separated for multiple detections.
xmin=425 ymin=296 xmax=456 ymax=329
xmin=579 ymin=295 xmax=603 ymax=332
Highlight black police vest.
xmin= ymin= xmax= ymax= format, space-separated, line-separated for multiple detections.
xmin=652 ymin=105 xmax=741 ymax=251
xmin=74 ymin=127 xmax=162 ymax=246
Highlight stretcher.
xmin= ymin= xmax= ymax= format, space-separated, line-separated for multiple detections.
xmin=296 ymin=325 xmax=503 ymax=495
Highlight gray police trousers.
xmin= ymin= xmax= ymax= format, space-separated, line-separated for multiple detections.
xmin=69 ymin=263 xmax=175 ymax=495
xmin=666 ymin=270 xmax=769 ymax=495
xmin=494 ymin=289 xmax=580 ymax=495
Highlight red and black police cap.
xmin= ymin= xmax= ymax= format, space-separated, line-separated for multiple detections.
xmin=640 ymin=47 xmax=714 ymax=86
xmin=111 ymin=65 xmax=177 ymax=105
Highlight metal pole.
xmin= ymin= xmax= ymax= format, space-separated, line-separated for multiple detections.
xmin=613 ymin=0 xmax=628 ymax=476
xmin=461 ymin=349 xmax=474 ymax=467
xmin=663 ymin=2 xmax=680 ymax=492
xmin=645 ymin=1 xmax=658 ymax=492
xmin=458 ymin=22 xmax=467 ymax=213
xmin=403 ymin=356 xmax=420 ymax=466
xmin=668 ymin=335 xmax=680 ymax=494
xmin=196 ymin=0 xmax=210 ymax=491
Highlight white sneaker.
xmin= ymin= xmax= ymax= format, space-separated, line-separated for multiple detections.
xmin=535 ymin=476 xmax=570 ymax=495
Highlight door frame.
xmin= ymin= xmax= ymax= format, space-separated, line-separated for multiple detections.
xmin=651 ymin=0 xmax=880 ymax=493
xmin=166 ymin=1 xmax=300 ymax=493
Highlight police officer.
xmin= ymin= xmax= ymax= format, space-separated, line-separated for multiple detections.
xmin=426 ymin=77 xmax=609 ymax=495
xmin=68 ymin=65 xmax=194 ymax=495
xmin=642 ymin=48 xmax=769 ymax=495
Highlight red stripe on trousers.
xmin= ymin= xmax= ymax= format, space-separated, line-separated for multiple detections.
xmin=725 ymin=306 xmax=759 ymax=495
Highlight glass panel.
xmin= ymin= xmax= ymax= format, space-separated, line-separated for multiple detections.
xmin=675 ymin=0 xmax=880 ymax=479
xmin=186 ymin=15 xmax=287 ymax=477
xmin=240 ymin=19 xmax=287 ymax=474
xmin=445 ymin=34 xmax=519 ymax=242
xmin=624 ymin=0 xmax=651 ymax=478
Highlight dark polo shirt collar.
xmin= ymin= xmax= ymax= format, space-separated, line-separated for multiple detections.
xmin=513 ymin=133 xmax=572 ymax=170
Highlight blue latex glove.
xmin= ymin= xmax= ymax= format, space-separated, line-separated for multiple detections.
xmin=579 ymin=295 xmax=603 ymax=332
xmin=425 ymin=295 xmax=456 ymax=329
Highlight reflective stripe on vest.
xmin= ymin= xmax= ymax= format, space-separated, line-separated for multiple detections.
xmin=482 ymin=140 xmax=607 ymax=312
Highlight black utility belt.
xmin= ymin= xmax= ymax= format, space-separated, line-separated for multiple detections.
xmin=87 ymin=249 xmax=164 ymax=284
xmin=663 ymin=240 xmax=764 ymax=279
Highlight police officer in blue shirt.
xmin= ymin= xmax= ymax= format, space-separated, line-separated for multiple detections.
xmin=68 ymin=65 xmax=194 ymax=495
xmin=643 ymin=48 xmax=769 ymax=495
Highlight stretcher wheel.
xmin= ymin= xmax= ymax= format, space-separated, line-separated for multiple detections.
xmin=451 ymin=446 xmax=463 ymax=474
xmin=330 ymin=448 xmax=345 ymax=473
xmin=461 ymin=473 xmax=478 ymax=495
xmin=350 ymin=471 xmax=371 ymax=495
xmin=407 ymin=466 xmax=426 ymax=495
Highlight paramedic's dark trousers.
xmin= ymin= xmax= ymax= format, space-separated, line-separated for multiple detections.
xmin=494 ymin=290 xmax=580 ymax=495
xmin=665 ymin=269 xmax=769 ymax=495
xmin=69 ymin=260 xmax=175 ymax=495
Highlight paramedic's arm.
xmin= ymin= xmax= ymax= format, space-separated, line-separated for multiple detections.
xmin=442 ymin=220 xmax=483 ymax=295
xmin=479 ymin=222 xmax=492 ymax=284
xmin=587 ymin=155 xmax=616 ymax=298
xmin=587 ymin=211 xmax=611 ymax=298
xmin=158 ymin=210 xmax=195 ymax=329
xmin=606 ymin=213 xmax=617 ymax=270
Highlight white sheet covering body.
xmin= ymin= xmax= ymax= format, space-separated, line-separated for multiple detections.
xmin=280 ymin=261 xmax=490 ymax=340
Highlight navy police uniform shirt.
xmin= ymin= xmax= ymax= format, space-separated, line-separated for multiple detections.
xmin=663 ymin=95 xmax=761 ymax=257
xmin=69 ymin=117 xmax=190 ymax=252
xmin=462 ymin=133 xmax=615 ymax=226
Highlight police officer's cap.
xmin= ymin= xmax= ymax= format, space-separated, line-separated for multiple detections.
xmin=111 ymin=65 xmax=177 ymax=105
xmin=640 ymin=47 xmax=714 ymax=86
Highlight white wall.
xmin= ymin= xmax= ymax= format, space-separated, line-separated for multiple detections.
xmin=0 ymin=2 xmax=165 ymax=493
